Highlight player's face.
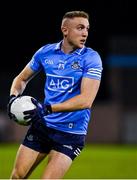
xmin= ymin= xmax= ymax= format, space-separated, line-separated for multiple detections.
xmin=63 ymin=17 xmax=89 ymax=49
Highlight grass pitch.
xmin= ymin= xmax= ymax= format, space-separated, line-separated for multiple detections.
xmin=0 ymin=143 xmax=137 ymax=179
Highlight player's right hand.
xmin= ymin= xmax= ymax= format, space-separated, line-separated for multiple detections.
xmin=23 ymin=98 xmax=47 ymax=122
xmin=7 ymin=95 xmax=18 ymax=119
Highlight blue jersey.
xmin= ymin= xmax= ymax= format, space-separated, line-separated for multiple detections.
xmin=28 ymin=41 xmax=103 ymax=135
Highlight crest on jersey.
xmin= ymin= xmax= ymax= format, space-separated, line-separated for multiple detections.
xmin=71 ymin=61 xmax=80 ymax=70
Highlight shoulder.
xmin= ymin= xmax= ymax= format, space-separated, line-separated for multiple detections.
xmin=82 ymin=47 xmax=101 ymax=58
xmin=34 ymin=43 xmax=58 ymax=56
xmin=82 ymin=47 xmax=102 ymax=65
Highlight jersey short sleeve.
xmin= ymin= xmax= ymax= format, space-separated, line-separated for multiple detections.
xmin=83 ymin=51 xmax=103 ymax=80
xmin=28 ymin=46 xmax=44 ymax=72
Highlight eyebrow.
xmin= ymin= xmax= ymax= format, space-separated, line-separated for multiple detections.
xmin=77 ymin=24 xmax=90 ymax=28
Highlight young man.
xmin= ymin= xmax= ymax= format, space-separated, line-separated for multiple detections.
xmin=7 ymin=11 xmax=103 ymax=179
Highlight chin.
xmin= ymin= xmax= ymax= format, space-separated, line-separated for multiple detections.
xmin=73 ymin=43 xmax=84 ymax=49
xmin=78 ymin=44 xmax=84 ymax=48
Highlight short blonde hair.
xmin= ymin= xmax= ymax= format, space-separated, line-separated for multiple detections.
xmin=62 ymin=11 xmax=89 ymax=20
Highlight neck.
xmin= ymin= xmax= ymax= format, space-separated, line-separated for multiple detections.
xmin=61 ymin=40 xmax=76 ymax=54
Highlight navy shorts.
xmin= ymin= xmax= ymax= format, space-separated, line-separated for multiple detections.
xmin=22 ymin=119 xmax=86 ymax=160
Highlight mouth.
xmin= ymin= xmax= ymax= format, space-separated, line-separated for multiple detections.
xmin=80 ymin=39 xmax=86 ymax=44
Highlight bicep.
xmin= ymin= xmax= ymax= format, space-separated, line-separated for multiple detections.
xmin=17 ymin=65 xmax=38 ymax=83
xmin=81 ymin=77 xmax=100 ymax=106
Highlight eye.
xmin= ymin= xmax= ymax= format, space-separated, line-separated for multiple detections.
xmin=78 ymin=27 xmax=83 ymax=30
xmin=87 ymin=27 xmax=89 ymax=31
xmin=77 ymin=26 xmax=84 ymax=30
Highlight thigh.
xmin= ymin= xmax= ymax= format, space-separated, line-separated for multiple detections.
xmin=11 ymin=144 xmax=47 ymax=178
xmin=41 ymin=150 xmax=72 ymax=179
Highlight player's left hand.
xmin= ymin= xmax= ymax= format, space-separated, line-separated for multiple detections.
xmin=23 ymin=98 xmax=51 ymax=122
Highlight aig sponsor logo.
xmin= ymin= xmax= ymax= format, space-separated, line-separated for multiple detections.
xmin=47 ymin=74 xmax=74 ymax=92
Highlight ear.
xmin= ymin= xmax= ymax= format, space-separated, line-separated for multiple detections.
xmin=61 ymin=26 xmax=68 ymax=36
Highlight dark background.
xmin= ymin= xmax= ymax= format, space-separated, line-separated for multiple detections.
xmin=1 ymin=0 xmax=137 ymax=106
xmin=1 ymin=0 xmax=137 ymax=65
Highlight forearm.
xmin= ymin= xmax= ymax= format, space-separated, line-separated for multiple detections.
xmin=51 ymin=79 xmax=100 ymax=113
xmin=10 ymin=76 xmax=27 ymax=96
xmin=51 ymin=94 xmax=92 ymax=112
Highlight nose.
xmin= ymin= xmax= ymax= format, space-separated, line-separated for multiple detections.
xmin=82 ymin=28 xmax=88 ymax=37
xmin=82 ymin=31 xmax=88 ymax=37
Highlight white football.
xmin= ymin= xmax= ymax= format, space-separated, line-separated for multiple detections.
xmin=10 ymin=95 xmax=36 ymax=126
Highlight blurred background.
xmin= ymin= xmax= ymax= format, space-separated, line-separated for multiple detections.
xmin=0 ymin=0 xmax=137 ymax=179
